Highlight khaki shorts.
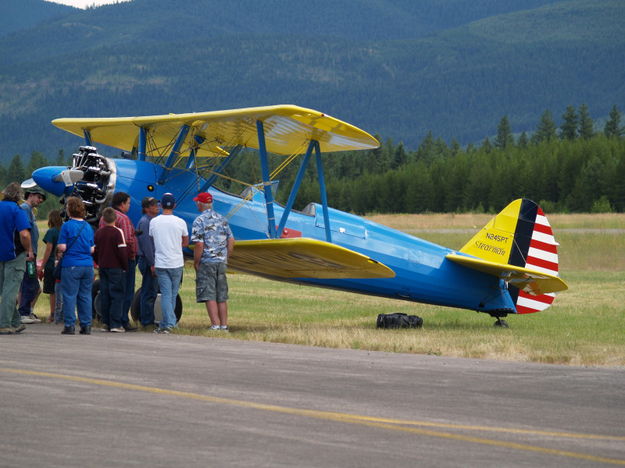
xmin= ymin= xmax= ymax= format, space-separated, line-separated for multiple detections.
xmin=196 ymin=262 xmax=228 ymax=303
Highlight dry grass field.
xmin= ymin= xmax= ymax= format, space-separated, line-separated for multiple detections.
xmin=34 ymin=213 xmax=625 ymax=365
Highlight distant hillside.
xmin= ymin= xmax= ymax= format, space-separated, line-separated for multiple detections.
xmin=0 ymin=0 xmax=75 ymax=38
xmin=0 ymin=0 xmax=567 ymax=63
xmin=0 ymin=0 xmax=623 ymax=161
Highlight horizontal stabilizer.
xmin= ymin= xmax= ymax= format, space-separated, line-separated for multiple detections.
xmin=446 ymin=253 xmax=568 ymax=295
xmin=229 ymin=238 xmax=395 ymax=279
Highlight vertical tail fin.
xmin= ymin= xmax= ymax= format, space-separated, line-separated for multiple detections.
xmin=458 ymin=199 xmax=563 ymax=314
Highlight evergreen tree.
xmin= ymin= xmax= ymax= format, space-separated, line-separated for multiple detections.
xmin=28 ymin=151 xmax=48 ymax=175
xmin=533 ymin=110 xmax=557 ymax=143
xmin=480 ymin=137 xmax=492 ymax=153
xmin=494 ymin=115 xmax=513 ymax=149
xmin=434 ymin=138 xmax=450 ymax=158
xmin=517 ymin=131 xmax=529 ymax=148
xmin=578 ymin=104 xmax=594 ymax=140
xmin=55 ymin=149 xmax=68 ymax=166
xmin=604 ymin=105 xmax=623 ymax=138
xmin=404 ymin=161 xmax=434 ymax=213
xmin=416 ymin=131 xmax=435 ymax=160
xmin=560 ymin=105 xmax=577 ymax=140
xmin=608 ymin=155 xmax=625 ymax=211
xmin=392 ymin=142 xmax=407 ymax=169
xmin=5 ymin=154 xmax=26 ymax=184
xmin=566 ymin=156 xmax=605 ymax=211
xmin=450 ymin=139 xmax=461 ymax=155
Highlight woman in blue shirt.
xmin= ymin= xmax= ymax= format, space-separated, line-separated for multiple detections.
xmin=58 ymin=197 xmax=95 ymax=335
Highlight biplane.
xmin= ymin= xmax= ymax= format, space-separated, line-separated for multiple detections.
xmin=32 ymin=104 xmax=567 ymax=327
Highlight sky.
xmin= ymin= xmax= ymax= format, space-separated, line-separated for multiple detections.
xmin=44 ymin=0 xmax=132 ymax=9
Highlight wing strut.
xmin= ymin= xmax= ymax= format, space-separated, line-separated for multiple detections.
xmin=83 ymin=129 xmax=92 ymax=146
xmin=186 ymin=135 xmax=205 ymax=169
xmin=138 ymin=127 xmax=147 ymax=161
xmin=257 ymin=120 xmax=278 ymax=238
xmin=159 ymin=124 xmax=190 ymax=184
xmin=315 ymin=140 xmax=332 ymax=243
xmin=200 ymin=144 xmax=243 ymax=191
xmin=277 ymin=139 xmax=315 ymax=236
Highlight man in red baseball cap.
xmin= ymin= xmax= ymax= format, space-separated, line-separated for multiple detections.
xmin=191 ymin=191 xmax=234 ymax=331
xmin=193 ymin=192 xmax=212 ymax=204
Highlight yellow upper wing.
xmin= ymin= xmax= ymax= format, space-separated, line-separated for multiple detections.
xmin=228 ymin=238 xmax=395 ymax=279
xmin=52 ymin=104 xmax=379 ymax=157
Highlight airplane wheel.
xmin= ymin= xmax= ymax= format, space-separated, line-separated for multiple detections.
xmin=493 ymin=318 xmax=509 ymax=328
xmin=130 ymin=286 xmax=183 ymax=325
xmin=130 ymin=289 xmax=141 ymax=322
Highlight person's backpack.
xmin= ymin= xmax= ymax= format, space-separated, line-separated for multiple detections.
xmin=376 ymin=313 xmax=423 ymax=329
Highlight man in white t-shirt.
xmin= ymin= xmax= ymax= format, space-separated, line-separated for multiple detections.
xmin=148 ymin=193 xmax=189 ymax=334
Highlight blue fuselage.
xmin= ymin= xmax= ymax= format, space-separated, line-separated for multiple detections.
xmin=35 ymin=158 xmax=515 ymax=314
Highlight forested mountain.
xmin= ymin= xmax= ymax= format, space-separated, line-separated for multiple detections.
xmin=0 ymin=0 xmax=75 ymax=38
xmin=0 ymin=0 xmax=623 ymax=161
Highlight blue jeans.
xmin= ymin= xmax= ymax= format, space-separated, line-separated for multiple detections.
xmin=61 ymin=266 xmax=94 ymax=328
xmin=0 ymin=253 xmax=26 ymax=328
xmin=54 ymin=281 xmax=64 ymax=324
xmin=18 ymin=269 xmax=41 ymax=316
xmin=99 ymin=268 xmax=125 ymax=329
xmin=137 ymin=256 xmax=157 ymax=326
xmin=155 ymin=267 xmax=182 ymax=329
xmin=121 ymin=258 xmax=136 ymax=326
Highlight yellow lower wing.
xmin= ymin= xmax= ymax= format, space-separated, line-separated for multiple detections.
xmin=446 ymin=253 xmax=568 ymax=295
xmin=229 ymin=238 xmax=395 ymax=279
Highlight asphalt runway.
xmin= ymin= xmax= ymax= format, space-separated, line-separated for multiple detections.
xmin=1 ymin=324 xmax=624 ymax=467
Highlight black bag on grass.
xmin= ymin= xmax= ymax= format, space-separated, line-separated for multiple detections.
xmin=376 ymin=313 xmax=423 ymax=329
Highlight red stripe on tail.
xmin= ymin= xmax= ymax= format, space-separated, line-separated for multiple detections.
xmin=516 ymin=291 xmax=556 ymax=314
xmin=530 ymin=238 xmax=558 ymax=254
xmin=525 ymin=256 xmax=559 ymax=273
xmin=532 ymin=223 xmax=553 ymax=235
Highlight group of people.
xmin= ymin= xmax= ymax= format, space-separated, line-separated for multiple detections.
xmin=0 ymin=182 xmax=235 ymax=336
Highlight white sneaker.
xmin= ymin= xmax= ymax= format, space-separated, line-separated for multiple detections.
xmin=209 ymin=325 xmax=220 ymax=330
xmin=109 ymin=327 xmax=126 ymax=333
xmin=21 ymin=314 xmax=40 ymax=324
xmin=219 ymin=325 xmax=229 ymax=331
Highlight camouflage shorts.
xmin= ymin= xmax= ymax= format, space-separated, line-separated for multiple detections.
xmin=196 ymin=262 xmax=228 ymax=303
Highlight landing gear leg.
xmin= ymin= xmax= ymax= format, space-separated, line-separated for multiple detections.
xmin=493 ymin=318 xmax=509 ymax=328
xmin=487 ymin=308 xmax=512 ymax=328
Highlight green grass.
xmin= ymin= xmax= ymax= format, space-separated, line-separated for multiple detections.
xmin=33 ymin=215 xmax=625 ymax=366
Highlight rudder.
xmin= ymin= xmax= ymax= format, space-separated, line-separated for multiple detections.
xmin=458 ymin=199 xmax=562 ymax=314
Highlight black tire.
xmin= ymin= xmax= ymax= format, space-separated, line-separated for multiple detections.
xmin=130 ymin=289 xmax=141 ymax=322
xmin=131 ymin=286 xmax=183 ymax=324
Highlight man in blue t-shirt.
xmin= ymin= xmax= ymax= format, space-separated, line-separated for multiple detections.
xmin=18 ymin=185 xmax=46 ymax=324
xmin=0 ymin=183 xmax=33 ymax=334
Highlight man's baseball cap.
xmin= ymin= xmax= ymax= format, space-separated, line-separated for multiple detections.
xmin=161 ymin=193 xmax=176 ymax=209
xmin=141 ymin=196 xmax=158 ymax=209
xmin=24 ymin=185 xmax=47 ymax=201
xmin=193 ymin=192 xmax=213 ymax=203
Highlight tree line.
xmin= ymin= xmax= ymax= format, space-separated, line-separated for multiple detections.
xmin=228 ymin=104 xmax=625 ymax=214
xmin=1 ymin=104 xmax=624 ymax=219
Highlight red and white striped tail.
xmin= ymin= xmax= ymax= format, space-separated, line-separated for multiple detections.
xmin=515 ymin=208 xmax=559 ymax=314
